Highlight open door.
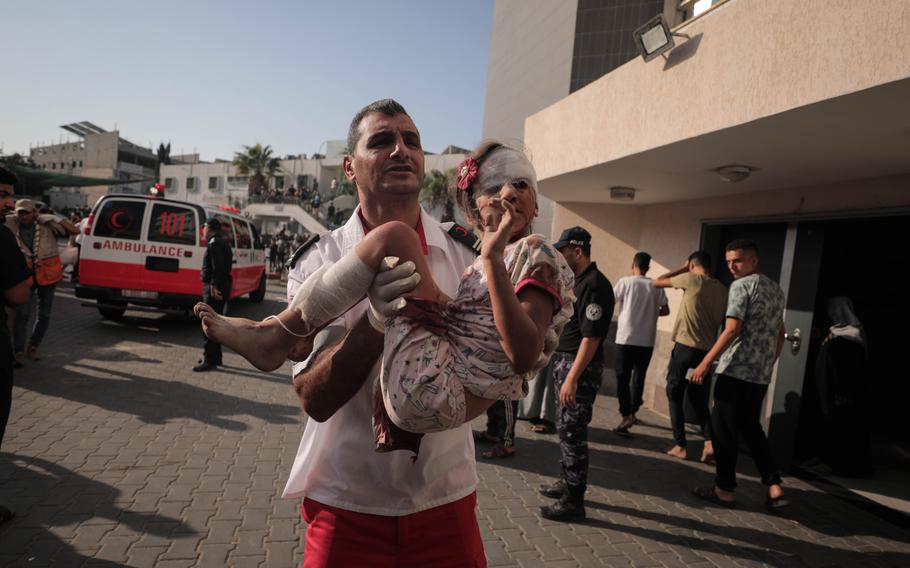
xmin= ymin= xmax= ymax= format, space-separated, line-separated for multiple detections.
xmin=700 ymin=219 xmax=823 ymax=468
xmin=766 ymin=223 xmax=825 ymax=467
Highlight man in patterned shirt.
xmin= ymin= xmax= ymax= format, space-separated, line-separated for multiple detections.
xmin=690 ymin=239 xmax=787 ymax=509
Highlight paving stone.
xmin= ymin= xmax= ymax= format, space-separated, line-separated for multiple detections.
xmin=127 ymin=544 xmax=168 ymax=568
xmin=95 ymin=534 xmax=139 ymax=562
xmin=2 ymin=282 xmax=909 ymax=567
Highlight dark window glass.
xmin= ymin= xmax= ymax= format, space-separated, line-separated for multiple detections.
xmin=214 ymin=215 xmax=235 ymax=247
xmin=94 ymin=200 xmax=146 ymax=240
xmin=231 ymin=218 xmax=252 ymax=249
xmin=250 ymin=223 xmax=264 ymax=249
xmin=149 ymin=203 xmax=197 ymax=245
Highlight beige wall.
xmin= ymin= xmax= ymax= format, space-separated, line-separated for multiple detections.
xmin=482 ymin=0 xmax=577 ymax=143
xmin=526 ymin=0 xmax=910 ymax=182
xmin=554 ymin=173 xmax=910 ymax=415
xmin=483 ymin=0 xmax=578 ymax=240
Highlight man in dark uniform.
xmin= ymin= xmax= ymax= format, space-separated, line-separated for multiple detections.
xmin=1 ymin=192 xmax=33 ymax=523
xmin=194 ymin=218 xmax=233 ymax=372
xmin=540 ymin=226 xmax=615 ymax=522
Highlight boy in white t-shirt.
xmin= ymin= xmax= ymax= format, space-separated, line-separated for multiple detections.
xmin=612 ymin=252 xmax=669 ymax=433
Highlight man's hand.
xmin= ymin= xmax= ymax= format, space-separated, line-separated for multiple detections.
xmin=367 ymin=257 xmax=420 ymax=331
xmin=690 ymin=363 xmax=709 ymax=385
xmin=559 ymin=377 xmax=578 ymax=408
xmin=210 ymin=286 xmax=223 ymax=301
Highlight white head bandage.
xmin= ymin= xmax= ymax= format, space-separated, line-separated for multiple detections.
xmin=472 ymin=147 xmax=538 ymax=195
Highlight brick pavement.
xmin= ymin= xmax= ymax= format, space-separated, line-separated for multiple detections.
xmin=1 ymin=281 xmax=909 ymax=567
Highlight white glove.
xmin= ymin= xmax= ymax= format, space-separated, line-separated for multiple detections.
xmin=366 ymin=256 xmax=420 ymax=332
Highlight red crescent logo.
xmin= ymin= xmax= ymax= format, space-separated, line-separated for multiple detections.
xmin=455 ymin=226 xmax=468 ymax=236
xmin=110 ymin=211 xmax=128 ymax=229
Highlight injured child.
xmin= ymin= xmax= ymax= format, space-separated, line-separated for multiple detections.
xmin=195 ymin=142 xmax=575 ymax=457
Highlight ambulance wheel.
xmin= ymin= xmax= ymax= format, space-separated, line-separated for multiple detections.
xmin=98 ymin=306 xmax=126 ymax=320
xmin=249 ymin=274 xmax=267 ymax=303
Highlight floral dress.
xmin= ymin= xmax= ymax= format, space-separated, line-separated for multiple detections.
xmin=375 ymin=234 xmax=575 ymax=456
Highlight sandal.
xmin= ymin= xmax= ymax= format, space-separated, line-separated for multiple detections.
xmin=692 ymin=486 xmax=736 ymax=508
xmin=481 ymin=443 xmax=516 ymax=459
xmin=531 ymin=423 xmax=555 ymax=434
xmin=472 ymin=431 xmax=501 ymax=445
xmin=765 ymin=495 xmax=790 ymax=511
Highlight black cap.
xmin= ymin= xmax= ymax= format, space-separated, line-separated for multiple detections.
xmin=554 ymin=226 xmax=591 ymax=250
xmin=205 ymin=217 xmax=222 ymax=230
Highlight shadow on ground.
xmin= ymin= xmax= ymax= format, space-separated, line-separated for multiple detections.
xmin=0 ymin=453 xmax=196 ymax=566
xmin=18 ymin=361 xmax=299 ymax=430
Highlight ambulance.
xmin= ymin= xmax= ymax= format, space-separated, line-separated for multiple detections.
xmin=75 ymin=195 xmax=267 ymax=319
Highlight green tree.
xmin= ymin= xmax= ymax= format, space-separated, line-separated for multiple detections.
xmin=155 ymin=142 xmax=171 ymax=178
xmin=232 ymin=143 xmax=282 ymax=197
xmin=420 ymin=168 xmax=456 ymax=223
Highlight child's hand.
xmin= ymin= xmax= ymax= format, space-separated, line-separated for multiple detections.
xmin=480 ymin=199 xmax=516 ymax=261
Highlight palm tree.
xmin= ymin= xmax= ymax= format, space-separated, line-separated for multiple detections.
xmin=420 ymin=168 xmax=456 ymax=222
xmin=155 ymin=142 xmax=171 ymax=178
xmin=232 ymin=143 xmax=282 ymax=197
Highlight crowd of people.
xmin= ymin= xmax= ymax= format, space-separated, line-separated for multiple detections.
xmin=254 ymin=180 xmax=352 ymax=229
xmin=1 ymin=99 xmax=810 ymax=564
xmin=262 ymin=229 xmax=311 ymax=275
xmin=181 ymin=99 xmax=800 ymax=566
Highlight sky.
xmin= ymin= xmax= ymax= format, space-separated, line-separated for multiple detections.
xmin=1 ymin=0 xmax=492 ymax=161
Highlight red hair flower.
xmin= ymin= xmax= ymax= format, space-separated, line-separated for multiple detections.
xmin=456 ymin=157 xmax=478 ymax=191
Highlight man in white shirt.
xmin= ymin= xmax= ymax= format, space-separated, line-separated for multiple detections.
xmin=282 ymin=99 xmax=485 ymax=567
xmin=612 ymin=252 xmax=669 ymax=434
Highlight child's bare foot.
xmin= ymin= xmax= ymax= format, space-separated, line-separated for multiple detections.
xmin=666 ymin=445 xmax=687 ymax=459
xmin=194 ymin=303 xmax=290 ymax=372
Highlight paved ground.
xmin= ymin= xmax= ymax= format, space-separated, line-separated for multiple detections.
xmin=2 ymin=281 xmax=909 ymax=567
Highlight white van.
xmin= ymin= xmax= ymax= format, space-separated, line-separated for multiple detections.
xmin=76 ymin=195 xmax=267 ymax=318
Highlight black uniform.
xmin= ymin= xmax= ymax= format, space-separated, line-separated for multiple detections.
xmin=553 ymin=262 xmax=614 ymax=493
xmin=200 ymin=232 xmax=232 ymax=365
xmin=1 ymin=225 xmax=31 ymax=449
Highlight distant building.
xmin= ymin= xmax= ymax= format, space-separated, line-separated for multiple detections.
xmin=160 ymin=140 xmax=466 ymax=209
xmin=29 ymin=121 xmax=162 ymax=206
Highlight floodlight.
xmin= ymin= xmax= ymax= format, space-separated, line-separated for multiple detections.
xmin=633 ymin=14 xmax=675 ymax=62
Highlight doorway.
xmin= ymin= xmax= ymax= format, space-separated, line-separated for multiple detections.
xmin=702 ymin=213 xmax=910 ymax=514
xmin=794 ymin=216 xmax=910 ymax=496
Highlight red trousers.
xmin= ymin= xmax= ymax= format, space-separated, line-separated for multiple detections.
xmin=301 ymin=492 xmax=486 ymax=568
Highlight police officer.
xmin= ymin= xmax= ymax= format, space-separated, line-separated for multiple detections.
xmin=194 ymin=218 xmax=232 ymax=372
xmin=540 ymin=226 xmax=615 ymax=522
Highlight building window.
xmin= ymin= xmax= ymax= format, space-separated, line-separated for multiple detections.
xmin=227 ymin=176 xmax=250 ymax=185
xmin=72 ymin=161 xmax=77 ymax=168
xmin=79 ymin=160 xmax=83 ymax=167
xmin=186 ymin=177 xmax=196 ymax=191
xmin=274 ymin=176 xmax=285 ymax=190
xmin=208 ymin=177 xmax=219 ymax=190
xmin=164 ymin=177 xmax=175 ymax=189
xmin=51 ymin=163 xmax=56 ymax=170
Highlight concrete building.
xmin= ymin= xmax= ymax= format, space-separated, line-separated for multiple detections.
xmin=160 ymin=142 xmax=466 ymax=208
xmin=501 ymin=0 xmax=910 ymax=480
xmin=482 ymin=0 xmax=667 ymax=239
xmin=29 ymin=122 xmax=159 ymax=206
xmin=160 ymin=142 xmax=467 ymax=234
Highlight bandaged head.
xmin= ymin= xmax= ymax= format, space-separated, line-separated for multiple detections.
xmin=470 ymin=146 xmax=538 ymax=196
xmin=455 ymin=141 xmax=539 ymax=226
